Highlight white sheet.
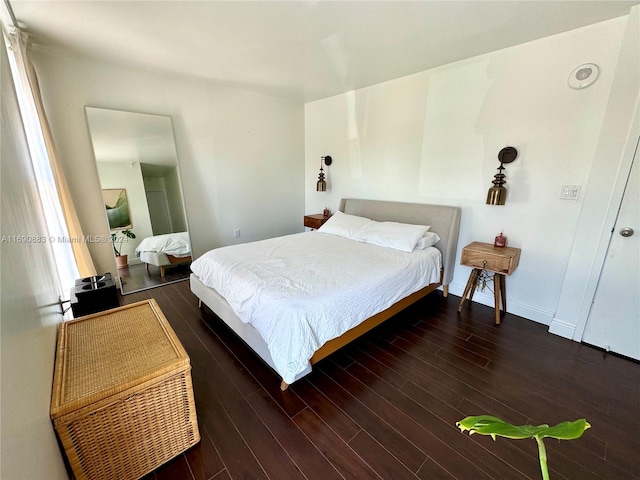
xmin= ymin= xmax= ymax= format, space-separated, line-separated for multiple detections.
xmin=190 ymin=231 xmax=441 ymax=384
xmin=135 ymin=232 xmax=191 ymax=257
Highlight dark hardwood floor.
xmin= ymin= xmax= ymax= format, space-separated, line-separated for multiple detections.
xmin=118 ymin=262 xmax=191 ymax=294
xmin=121 ymin=281 xmax=639 ymax=480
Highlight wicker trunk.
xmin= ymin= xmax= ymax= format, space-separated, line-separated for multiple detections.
xmin=50 ymin=299 xmax=200 ymax=480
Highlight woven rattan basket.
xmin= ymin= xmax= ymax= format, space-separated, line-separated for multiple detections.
xmin=50 ymin=299 xmax=200 ymax=480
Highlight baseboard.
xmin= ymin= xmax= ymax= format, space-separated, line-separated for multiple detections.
xmin=446 ymin=280 xmax=554 ymax=326
xmin=548 ymin=318 xmax=576 ymax=339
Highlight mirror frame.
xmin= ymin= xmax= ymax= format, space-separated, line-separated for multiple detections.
xmin=85 ymin=107 xmax=191 ymax=294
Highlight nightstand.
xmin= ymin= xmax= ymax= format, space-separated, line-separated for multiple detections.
xmin=457 ymin=241 xmax=521 ymax=324
xmin=304 ymin=213 xmax=331 ymax=230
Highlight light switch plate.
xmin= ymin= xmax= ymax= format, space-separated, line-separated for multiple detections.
xmin=560 ymin=185 xmax=581 ymax=200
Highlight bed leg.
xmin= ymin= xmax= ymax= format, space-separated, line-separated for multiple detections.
xmin=280 ymin=380 xmax=289 ymax=391
xmin=145 ymin=263 xmax=149 ymax=274
xmin=442 ymin=285 xmax=449 ymax=297
xmin=198 ymin=299 xmax=202 ymax=310
xmin=160 ymin=266 xmax=166 ymax=277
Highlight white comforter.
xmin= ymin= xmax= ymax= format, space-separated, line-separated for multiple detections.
xmin=135 ymin=232 xmax=191 ymax=257
xmin=190 ymin=231 xmax=441 ymax=384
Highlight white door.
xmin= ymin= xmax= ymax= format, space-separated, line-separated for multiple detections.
xmin=582 ymin=139 xmax=639 ymax=360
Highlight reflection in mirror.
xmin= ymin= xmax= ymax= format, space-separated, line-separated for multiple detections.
xmin=86 ymin=107 xmax=191 ymax=294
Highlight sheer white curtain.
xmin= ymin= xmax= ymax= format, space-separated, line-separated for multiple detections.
xmin=4 ymin=27 xmax=97 ymax=289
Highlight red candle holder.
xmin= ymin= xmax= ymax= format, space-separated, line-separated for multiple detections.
xmin=494 ymin=232 xmax=507 ymax=247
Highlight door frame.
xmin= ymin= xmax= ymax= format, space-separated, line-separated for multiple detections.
xmin=572 ymin=106 xmax=640 ymax=341
xmin=581 ymin=136 xmax=639 ymax=354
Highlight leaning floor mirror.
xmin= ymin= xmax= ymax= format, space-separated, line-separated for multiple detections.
xmin=86 ymin=107 xmax=191 ymax=294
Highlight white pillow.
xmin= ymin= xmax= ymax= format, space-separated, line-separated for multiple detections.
xmin=356 ymin=221 xmax=430 ymax=252
xmin=414 ymin=231 xmax=440 ymax=249
xmin=318 ymin=211 xmax=372 ymax=239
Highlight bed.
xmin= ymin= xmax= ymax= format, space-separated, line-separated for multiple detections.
xmin=190 ymin=199 xmax=461 ymax=389
xmin=135 ymin=231 xmax=192 ymax=277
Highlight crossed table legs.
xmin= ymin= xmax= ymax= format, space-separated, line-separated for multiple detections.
xmin=457 ymin=268 xmax=507 ymax=325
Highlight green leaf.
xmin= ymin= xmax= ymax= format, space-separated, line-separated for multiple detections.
xmin=540 ymin=419 xmax=591 ymax=440
xmin=456 ymin=415 xmax=503 ymax=432
xmin=457 ymin=415 xmax=590 ymax=480
xmin=456 ymin=416 xmax=590 ymax=441
xmin=122 ymin=229 xmax=136 ymax=239
xmin=457 ymin=416 xmax=546 ymax=440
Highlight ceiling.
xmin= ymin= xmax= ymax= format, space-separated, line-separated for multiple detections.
xmin=8 ymin=0 xmax=639 ymax=102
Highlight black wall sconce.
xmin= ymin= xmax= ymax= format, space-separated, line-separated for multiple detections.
xmin=486 ymin=147 xmax=518 ymax=205
xmin=316 ymin=155 xmax=333 ymax=192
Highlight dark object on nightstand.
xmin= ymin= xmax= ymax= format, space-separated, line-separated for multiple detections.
xmin=70 ymin=273 xmax=119 ymax=317
xmin=304 ymin=213 xmax=332 ymax=230
xmin=494 ymin=232 xmax=507 ymax=247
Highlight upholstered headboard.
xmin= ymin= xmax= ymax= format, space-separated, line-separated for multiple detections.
xmin=339 ymin=198 xmax=461 ymax=286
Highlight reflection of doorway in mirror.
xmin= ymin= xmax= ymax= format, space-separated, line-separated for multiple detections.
xmin=146 ymin=190 xmax=173 ymax=235
xmin=141 ymin=163 xmax=187 ymax=234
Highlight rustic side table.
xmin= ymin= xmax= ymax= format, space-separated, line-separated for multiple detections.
xmin=304 ymin=213 xmax=332 ymax=229
xmin=457 ymin=241 xmax=521 ymax=324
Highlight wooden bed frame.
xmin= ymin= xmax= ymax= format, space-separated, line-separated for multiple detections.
xmin=139 ymin=251 xmax=192 ymax=277
xmin=190 ymin=198 xmax=461 ymax=390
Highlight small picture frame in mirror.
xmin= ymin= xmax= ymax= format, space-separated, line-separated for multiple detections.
xmin=102 ymin=188 xmax=132 ymax=230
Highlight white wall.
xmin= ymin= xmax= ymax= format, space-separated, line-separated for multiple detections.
xmin=554 ymin=6 xmax=639 ymax=340
xmin=32 ymin=47 xmax=305 ymax=280
xmin=305 ymin=16 xmax=632 ymax=328
xmin=1 ymin=34 xmax=68 ymax=480
xmin=97 ymin=161 xmax=153 ymax=260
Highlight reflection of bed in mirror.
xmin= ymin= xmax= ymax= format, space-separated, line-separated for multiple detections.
xmin=136 ymin=231 xmax=192 ymax=277
xmin=85 ymin=107 xmax=191 ymax=294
